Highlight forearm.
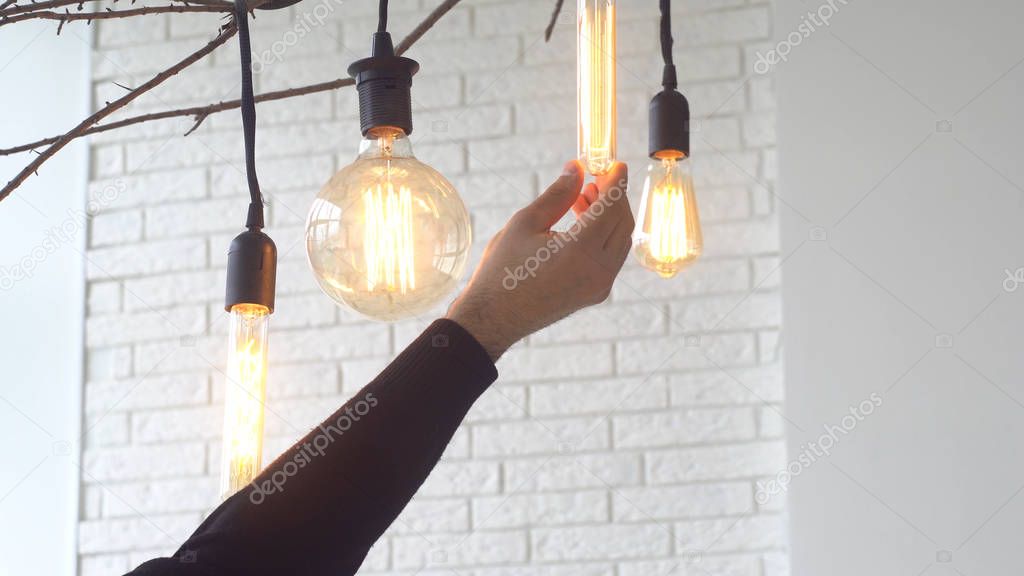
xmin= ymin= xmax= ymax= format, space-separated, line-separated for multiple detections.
xmin=128 ymin=319 xmax=497 ymax=576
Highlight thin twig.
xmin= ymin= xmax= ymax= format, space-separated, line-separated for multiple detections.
xmin=0 ymin=3 xmax=228 ymax=24
xmin=0 ymin=0 xmax=463 ymax=171
xmin=0 ymin=24 xmax=237 ymax=202
xmin=544 ymin=0 xmax=564 ymax=41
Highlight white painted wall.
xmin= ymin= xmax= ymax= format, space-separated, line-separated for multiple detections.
xmin=75 ymin=0 xmax=787 ymax=574
xmin=777 ymin=0 xmax=1024 ymax=574
xmin=0 ymin=20 xmax=89 ymax=576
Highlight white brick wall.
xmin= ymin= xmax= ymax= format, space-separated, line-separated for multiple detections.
xmin=80 ymin=0 xmax=785 ymax=574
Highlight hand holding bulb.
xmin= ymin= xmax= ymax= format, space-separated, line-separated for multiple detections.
xmin=446 ymin=161 xmax=632 ymax=361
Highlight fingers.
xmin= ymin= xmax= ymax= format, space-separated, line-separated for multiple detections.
xmin=572 ymin=183 xmax=597 ymax=217
xmin=579 ymin=162 xmax=631 ymax=243
xmin=516 ymin=160 xmax=583 ymax=231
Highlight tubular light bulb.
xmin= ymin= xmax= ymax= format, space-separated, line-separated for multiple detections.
xmin=305 ymin=127 xmax=471 ymax=321
xmin=633 ymin=153 xmax=702 ymax=278
xmin=577 ymin=0 xmax=617 ymax=176
xmin=220 ymin=303 xmax=269 ymax=498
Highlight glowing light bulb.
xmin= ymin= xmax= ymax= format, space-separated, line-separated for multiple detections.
xmin=577 ymin=0 xmax=617 ymax=176
xmin=633 ymin=153 xmax=702 ymax=278
xmin=305 ymin=127 xmax=471 ymax=321
xmin=220 ymin=302 xmax=269 ymax=498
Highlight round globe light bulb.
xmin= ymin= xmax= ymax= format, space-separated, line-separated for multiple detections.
xmin=305 ymin=127 xmax=472 ymax=321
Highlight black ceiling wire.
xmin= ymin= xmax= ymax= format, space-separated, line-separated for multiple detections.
xmin=234 ymin=0 xmax=264 ymax=230
xmin=378 ymin=0 xmax=388 ymax=33
xmin=659 ymin=0 xmax=677 ymax=90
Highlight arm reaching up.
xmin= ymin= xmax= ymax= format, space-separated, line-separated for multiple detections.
xmin=127 ymin=160 xmax=631 ymax=576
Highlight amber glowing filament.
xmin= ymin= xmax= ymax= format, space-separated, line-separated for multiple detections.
xmin=363 ymin=176 xmax=415 ymax=294
xmin=577 ymin=0 xmax=617 ymax=175
xmin=634 ymin=157 xmax=702 ymax=278
xmin=220 ymin=303 xmax=270 ymax=498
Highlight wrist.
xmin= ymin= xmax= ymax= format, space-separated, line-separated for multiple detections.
xmin=445 ymin=294 xmax=515 ymax=362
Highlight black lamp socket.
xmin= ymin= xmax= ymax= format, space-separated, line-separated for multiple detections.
xmin=648 ymin=88 xmax=691 ymax=159
xmin=224 ymin=229 xmax=277 ymax=313
xmin=348 ymin=32 xmax=420 ymax=137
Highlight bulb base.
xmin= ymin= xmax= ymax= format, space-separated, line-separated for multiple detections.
xmin=225 ymin=229 xmax=277 ymax=313
xmin=349 ymin=32 xmax=420 ymax=137
xmin=648 ymin=88 xmax=690 ymax=159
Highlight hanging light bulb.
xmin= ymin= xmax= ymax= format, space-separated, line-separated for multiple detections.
xmin=634 ymin=0 xmax=702 ymax=278
xmin=634 ymin=152 xmax=701 ymax=277
xmin=306 ymin=31 xmax=471 ymax=321
xmin=220 ymin=0 xmax=276 ymax=499
xmin=577 ymin=0 xmax=617 ymax=176
xmin=220 ymin=300 xmax=270 ymax=497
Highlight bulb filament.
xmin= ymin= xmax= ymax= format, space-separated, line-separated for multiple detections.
xmin=649 ymin=163 xmax=690 ymax=263
xmin=363 ymin=165 xmax=416 ymax=294
xmin=221 ymin=303 xmax=269 ymax=498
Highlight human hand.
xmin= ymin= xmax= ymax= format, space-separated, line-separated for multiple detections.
xmin=446 ymin=160 xmax=633 ymax=361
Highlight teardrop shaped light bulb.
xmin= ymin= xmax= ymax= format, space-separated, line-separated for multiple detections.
xmin=305 ymin=127 xmax=472 ymax=321
xmin=633 ymin=153 xmax=702 ymax=278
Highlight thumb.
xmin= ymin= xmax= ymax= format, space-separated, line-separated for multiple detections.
xmin=517 ymin=161 xmax=583 ymax=231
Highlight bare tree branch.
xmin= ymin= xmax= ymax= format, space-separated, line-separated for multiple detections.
xmin=0 ymin=23 xmax=237 ymax=202
xmin=0 ymin=0 xmax=463 ymax=187
xmin=0 ymin=0 xmax=231 ymax=17
xmin=1 ymin=4 xmax=229 ymax=25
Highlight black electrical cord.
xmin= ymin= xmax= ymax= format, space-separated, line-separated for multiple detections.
xmin=378 ymin=0 xmax=388 ymax=33
xmin=235 ymin=0 xmax=264 ymax=230
xmin=659 ymin=0 xmax=677 ymax=90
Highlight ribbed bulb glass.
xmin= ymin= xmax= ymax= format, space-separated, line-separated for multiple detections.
xmin=220 ymin=303 xmax=269 ymax=499
xmin=305 ymin=128 xmax=472 ymax=321
xmin=577 ymin=0 xmax=616 ymax=175
xmin=633 ymin=154 xmax=702 ymax=278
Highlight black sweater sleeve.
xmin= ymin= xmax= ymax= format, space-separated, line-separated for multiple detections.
xmin=127 ymin=318 xmax=498 ymax=576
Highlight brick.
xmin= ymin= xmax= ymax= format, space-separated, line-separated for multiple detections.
xmin=393 ymin=530 xmax=526 ymax=568
xmin=532 ymin=524 xmax=671 ymax=561
xmin=86 ymin=306 xmax=206 ymax=347
xmin=499 ymin=343 xmax=614 ymax=382
xmin=616 ymin=333 xmax=758 ymax=375
xmin=145 ymin=198 xmax=244 ymax=239
xmin=472 ymin=491 xmax=608 ymax=529
xmin=668 ymin=292 xmax=782 ymax=332
xmin=101 ymin=477 xmax=218 ymax=517
xmin=472 ymin=417 xmax=609 ymax=457
xmin=530 ymin=376 xmax=667 ymax=417
xmin=646 ymin=442 xmax=787 ymax=483
xmin=87 ymin=238 xmax=206 ymax=279
xmin=532 ymin=303 xmax=667 ymax=344
xmin=79 ymin=514 xmax=198 ymax=554
xmin=613 ymin=482 xmax=752 ymax=521
xmin=669 ymin=365 xmax=784 ymax=406
xmin=419 ymin=461 xmax=500 ymax=497
xmin=83 ymin=444 xmax=206 ymax=482
xmin=91 ymin=210 xmax=143 ymax=247
xmin=388 ymin=497 xmax=469 ymax=535
xmin=132 ymin=405 xmax=221 ymax=444
xmin=466 ymin=386 xmax=527 ymax=422
xmin=88 ymin=282 xmax=122 ymax=314
xmin=675 ymin=514 xmax=786 ymax=552
xmin=85 ymin=373 xmax=209 ymax=414
xmin=504 ymin=453 xmax=642 ymax=492
xmin=613 ymin=407 xmax=757 ymax=448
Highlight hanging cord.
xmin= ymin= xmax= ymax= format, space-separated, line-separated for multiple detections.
xmin=378 ymin=0 xmax=388 ymax=33
xmin=235 ymin=0 xmax=264 ymax=230
xmin=659 ymin=0 xmax=677 ymax=90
